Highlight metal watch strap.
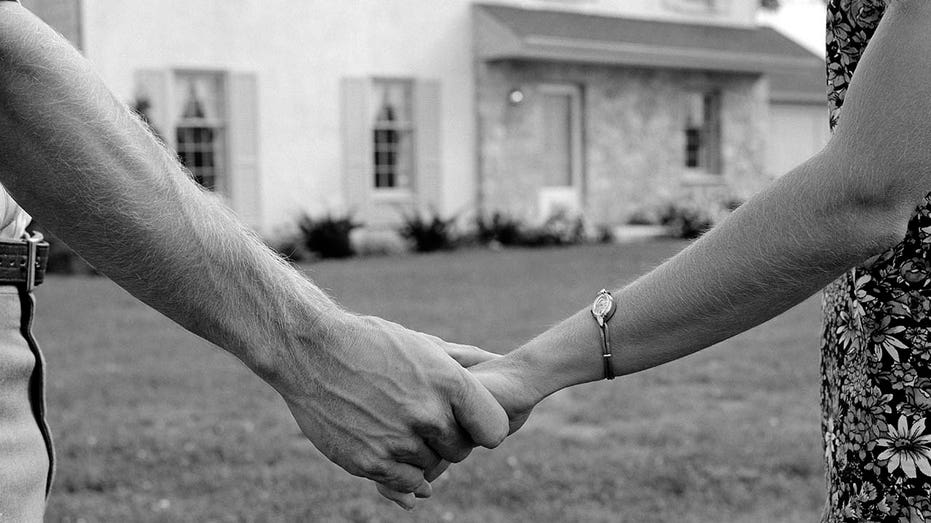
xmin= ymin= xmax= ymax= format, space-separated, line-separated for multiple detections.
xmin=591 ymin=289 xmax=617 ymax=380
xmin=600 ymin=323 xmax=614 ymax=380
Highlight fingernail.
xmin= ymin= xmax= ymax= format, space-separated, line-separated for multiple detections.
xmin=414 ymin=481 xmax=433 ymax=498
xmin=398 ymin=494 xmax=415 ymax=511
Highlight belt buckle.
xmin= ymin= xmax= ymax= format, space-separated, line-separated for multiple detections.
xmin=24 ymin=232 xmax=41 ymax=292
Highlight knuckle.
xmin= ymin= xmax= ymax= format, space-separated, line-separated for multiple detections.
xmin=408 ymin=402 xmax=445 ymax=433
xmin=360 ymin=456 xmax=390 ymax=480
xmin=388 ymin=439 xmax=418 ymax=460
xmin=412 ymin=415 xmax=444 ymax=439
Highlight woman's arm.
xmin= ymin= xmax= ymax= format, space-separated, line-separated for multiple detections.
xmin=474 ymin=0 xmax=931 ymax=414
xmin=0 ymin=2 xmax=507 ymax=505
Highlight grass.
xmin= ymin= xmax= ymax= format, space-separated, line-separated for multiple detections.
xmin=37 ymin=241 xmax=825 ymax=522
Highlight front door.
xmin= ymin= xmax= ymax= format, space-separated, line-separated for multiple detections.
xmin=538 ymin=84 xmax=583 ymax=220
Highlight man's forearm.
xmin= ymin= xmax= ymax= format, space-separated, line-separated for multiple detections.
xmin=507 ymin=147 xmax=908 ymax=398
xmin=0 ymin=5 xmax=512 ymax=501
xmin=0 ymin=2 xmax=340 ymax=383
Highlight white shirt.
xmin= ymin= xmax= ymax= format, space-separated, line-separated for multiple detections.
xmin=0 ymin=187 xmax=30 ymax=240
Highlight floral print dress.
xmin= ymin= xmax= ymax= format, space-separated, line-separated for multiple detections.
xmin=820 ymin=1 xmax=931 ymax=521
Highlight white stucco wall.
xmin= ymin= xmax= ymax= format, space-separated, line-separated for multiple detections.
xmin=76 ymin=0 xmax=757 ymax=235
xmin=80 ymin=0 xmax=479 ymax=235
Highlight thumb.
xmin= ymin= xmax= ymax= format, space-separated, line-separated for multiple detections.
xmin=443 ymin=343 xmax=501 ymax=368
xmin=450 ymin=370 xmax=509 ymax=449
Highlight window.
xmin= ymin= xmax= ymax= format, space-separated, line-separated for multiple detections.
xmin=175 ymin=73 xmax=226 ymax=192
xmin=372 ymin=80 xmax=414 ymax=191
xmin=684 ymin=91 xmax=722 ymax=174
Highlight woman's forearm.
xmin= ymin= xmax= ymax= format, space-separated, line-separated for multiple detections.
xmin=506 ymin=148 xmax=908 ymax=399
xmin=501 ymin=0 xmax=931 ymax=402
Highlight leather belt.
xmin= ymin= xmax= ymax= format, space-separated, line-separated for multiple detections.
xmin=0 ymin=237 xmax=49 ymax=290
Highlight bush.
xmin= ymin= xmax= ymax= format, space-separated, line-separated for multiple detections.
xmin=476 ymin=210 xmax=587 ymax=248
xmin=658 ymin=201 xmax=714 ymax=239
xmin=722 ymin=196 xmax=744 ymax=212
xmin=626 ymin=208 xmax=659 ymax=226
xmin=298 ymin=214 xmax=360 ymax=259
xmin=475 ymin=212 xmax=523 ymax=246
xmin=399 ymin=209 xmax=457 ymax=252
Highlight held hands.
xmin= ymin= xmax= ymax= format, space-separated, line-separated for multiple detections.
xmin=375 ymin=344 xmax=549 ymax=508
xmin=270 ymin=313 xmax=510 ymax=510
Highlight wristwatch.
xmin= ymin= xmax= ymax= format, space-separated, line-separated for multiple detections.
xmin=591 ymin=289 xmax=617 ymax=380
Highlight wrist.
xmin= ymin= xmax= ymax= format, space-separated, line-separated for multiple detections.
xmin=249 ymin=297 xmax=353 ymax=395
xmin=509 ymin=309 xmax=606 ymax=399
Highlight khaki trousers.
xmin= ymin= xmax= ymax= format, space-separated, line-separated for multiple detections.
xmin=0 ymin=286 xmax=53 ymax=521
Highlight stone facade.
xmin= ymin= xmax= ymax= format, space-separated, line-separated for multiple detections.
xmin=476 ymin=60 xmax=770 ymax=226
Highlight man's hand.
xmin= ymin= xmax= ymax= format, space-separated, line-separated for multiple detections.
xmin=389 ymin=347 xmax=545 ymax=502
xmin=270 ymin=314 xmax=509 ymax=510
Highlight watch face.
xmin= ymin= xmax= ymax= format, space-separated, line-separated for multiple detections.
xmin=592 ymin=293 xmax=613 ymax=318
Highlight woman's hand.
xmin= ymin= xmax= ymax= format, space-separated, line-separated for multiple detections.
xmin=469 ymin=355 xmax=545 ymax=435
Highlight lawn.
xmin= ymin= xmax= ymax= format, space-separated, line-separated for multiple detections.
xmin=38 ymin=241 xmax=825 ymax=522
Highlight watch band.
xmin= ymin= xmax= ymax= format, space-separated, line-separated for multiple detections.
xmin=591 ymin=289 xmax=617 ymax=380
xmin=599 ymin=323 xmax=613 ymax=380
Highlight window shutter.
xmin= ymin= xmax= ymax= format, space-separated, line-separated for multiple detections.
xmin=414 ymin=79 xmax=442 ymax=210
xmin=133 ymin=69 xmax=174 ymax=148
xmin=341 ymin=78 xmax=371 ymax=215
xmin=227 ymin=73 xmax=261 ymax=228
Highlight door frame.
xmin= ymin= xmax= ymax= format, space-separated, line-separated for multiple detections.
xmin=537 ymin=83 xmax=584 ymax=220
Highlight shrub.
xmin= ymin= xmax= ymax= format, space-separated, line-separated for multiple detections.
xmin=476 ymin=210 xmax=587 ymax=248
xmin=626 ymin=208 xmax=659 ymax=226
xmin=399 ymin=209 xmax=457 ymax=252
xmin=475 ymin=212 xmax=523 ymax=246
xmin=658 ymin=201 xmax=714 ymax=239
xmin=722 ymin=196 xmax=744 ymax=212
xmin=297 ymin=214 xmax=360 ymax=259
xmin=596 ymin=224 xmax=615 ymax=244
xmin=538 ymin=210 xmax=586 ymax=245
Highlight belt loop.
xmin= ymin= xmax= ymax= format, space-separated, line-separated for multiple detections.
xmin=25 ymin=232 xmax=41 ymax=292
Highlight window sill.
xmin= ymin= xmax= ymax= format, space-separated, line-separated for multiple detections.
xmin=371 ymin=189 xmax=415 ymax=202
xmin=681 ymin=171 xmax=726 ymax=187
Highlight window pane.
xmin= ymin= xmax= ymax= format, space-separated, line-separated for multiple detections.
xmin=178 ymin=125 xmax=223 ymax=190
xmin=175 ymin=74 xmax=224 ymax=122
xmin=174 ymin=73 xmax=226 ymax=192
xmin=372 ymin=82 xmax=412 ymax=126
xmin=371 ymin=80 xmax=415 ymax=190
xmin=685 ymin=128 xmax=702 ymax=168
xmin=395 ymin=131 xmax=414 ymax=189
xmin=684 ymin=91 xmax=721 ymax=173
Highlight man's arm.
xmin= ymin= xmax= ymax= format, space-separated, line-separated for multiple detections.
xmin=0 ymin=2 xmax=506 ymax=507
xmin=471 ymin=0 xmax=931 ymax=414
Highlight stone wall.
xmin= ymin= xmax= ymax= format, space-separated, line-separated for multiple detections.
xmin=476 ymin=60 xmax=769 ymax=225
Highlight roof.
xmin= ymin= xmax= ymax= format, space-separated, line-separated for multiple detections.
xmin=474 ymin=3 xmax=824 ymax=75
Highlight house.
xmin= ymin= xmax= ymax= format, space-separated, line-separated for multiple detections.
xmin=18 ymin=0 xmax=828 ymax=236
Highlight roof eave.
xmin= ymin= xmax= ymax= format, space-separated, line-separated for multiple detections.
xmin=480 ymin=35 xmax=823 ymax=74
